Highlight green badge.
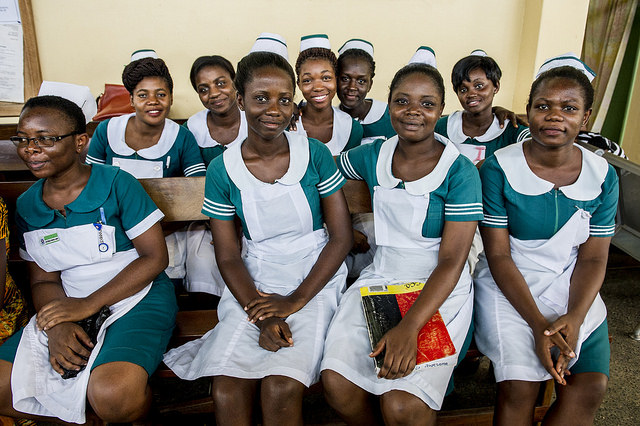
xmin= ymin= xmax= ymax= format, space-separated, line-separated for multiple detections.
xmin=40 ymin=233 xmax=59 ymax=245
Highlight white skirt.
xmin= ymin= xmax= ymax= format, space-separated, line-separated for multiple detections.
xmin=321 ymin=248 xmax=473 ymax=410
xmin=164 ymin=242 xmax=347 ymax=386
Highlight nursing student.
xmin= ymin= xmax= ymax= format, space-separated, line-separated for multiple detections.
xmin=0 ymin=95 xmax=177 ymax=424
xmin=292 ymin=34 xmax=364 ymax=155
xmin=86 ymin=50 xmax=206 ymax=178
xmin=322 ymin=57 xmax=483 ymax=425
xmin=163 ymin=48 xmax=352 ymax=425
xmin=336 ymin=39 xmax=396 ymax=144
xmin=473 ymin=60 xmax=618 ymax=425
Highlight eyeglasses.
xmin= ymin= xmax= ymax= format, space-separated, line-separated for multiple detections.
xmin=10 ymin=132 xmax=78 ymax=148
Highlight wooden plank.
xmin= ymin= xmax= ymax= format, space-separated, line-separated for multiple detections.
xmin=138 ymin=177 xmax=207 ymax=222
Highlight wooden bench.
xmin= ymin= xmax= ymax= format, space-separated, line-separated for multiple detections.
xmin=0 ymin=177 xmax=553 ymax=425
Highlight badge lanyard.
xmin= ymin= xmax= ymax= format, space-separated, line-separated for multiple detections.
xmin=94 ymin=207 xmax=109 ymax=253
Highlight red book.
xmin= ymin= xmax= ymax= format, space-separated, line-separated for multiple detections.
xmin=360 ymin=282 xmax=456 ymax=372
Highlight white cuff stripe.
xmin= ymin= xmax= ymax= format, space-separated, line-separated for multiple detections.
xmin=203 ymin=198 xmax=235 ymax=212
xmin=318 ymin=170 xmax=345 ymax=191
xmin=85 ymin=155 xmax=106 ymax=165
xmin=339 ymin=153 xmax=362 ymax=180
xmin=125 ymin=209 xmax=165 ymax=240
xmin=318 ymin=176 xmax=345 ymax=195
xmin=203 ymin=205 xmax=236 ymax=216
xmin=446 ymin=211 xmax=484 ymax=216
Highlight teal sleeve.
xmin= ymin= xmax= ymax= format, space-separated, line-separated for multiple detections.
xmin=179 ymin=127 xmax=207 ymax=177
xmin=434 ymin=116 xmax=448 ymax=137
xmin=589 ymin=165 xmax=619 ymax=237
xmin=336 ymin=139 xmax=380 ymax=182
xmin=86 ymin=120 xmax=109 ymax=165
xmin=515 ymin=125 xmax=531 ymax=143
xmin=202 ymin=156 xmax=235 ymax=220
xmin=345 ymin=119 xmax=364 ymax=151
xmin=310 ymin=139 xmax=346 ymax=198
xmin=114 ymin=169 xmax=163 ymax=238
xmin=444 ymin=156 xmax=484 ymax=222
xmin=479 ymin=156 xmax=508 ymax=228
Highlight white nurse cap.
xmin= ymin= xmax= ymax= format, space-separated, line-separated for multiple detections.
xmin=130 ymin=49 xmax=158 ymax=62
xmin=536 ymin=52 xmax=596 ymax=82
xmin=408 ymin=46 xmax=437 ymax=68
xmin=250 ymin=32 xmax=289 ymax=60
xmin=338 ymin=38 xmax=374 ymax=58
xmin=300 ymin=34 xmax=331 ymax=52
xmin=470 ymin=49 xmax=488 ymax=57
xmin=38 ymin=81 xmax=97 ymax=124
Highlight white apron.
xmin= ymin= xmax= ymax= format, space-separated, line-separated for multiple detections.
xmin=163 ymin=133 xmax=347 ymax=386
xmin=474 ymin=208 xmax=607 ymax=382
xmin=13 ymin=224 xmax=151 ymax=424
xmin=322 ymin=136 xmax=474 ymax=410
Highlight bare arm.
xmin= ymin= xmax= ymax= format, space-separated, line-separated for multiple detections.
xmin=480 ymin=226 xmax=574 ymax=383
xmin=374 ymin=220 xmax=476 ymax=379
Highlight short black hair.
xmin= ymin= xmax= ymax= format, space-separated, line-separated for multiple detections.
xmin=295 ymin=48 xmax=338 ymax=83
xmin=122 ymin=57 xmax=174 ymax=94
xmin=189 ymin=55 xmax=236 ymax=91
xmin=21 ymin=95 xmax=86 ymax=134
xmin=337 ymin=48 xmax=375 ymax=79
xmin=527 ymin=66 xmax=594 ymax=110
xmin=451 ymin=55 xmax=502 ymax=92
xmin=234 ymin=52 xmax=296 ymax=97
xmin=388 ymin=63 xmax=445 ymax=104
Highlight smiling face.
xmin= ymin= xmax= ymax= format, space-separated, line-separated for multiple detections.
xmin=16 ymin=106 xmax=86 ymax=179
xmin=389 ymin=72 xmax=444 ymax=144
xmin=131 ymin=76 xmax=173 ymax=126
xmin=297 ymin=58 xmax=336 ymax=111
xmin=237 ymin=66 xmax=294 ymax=141
xmin=527 ymin=76 xmax=591 ymax=148
xmin=456 ymin=67 xmax=498 ymax=114
xmin=195 ymin=65 xmax=236 ymax=115
xmin=337 ymin=56 xmax=373 ymax=110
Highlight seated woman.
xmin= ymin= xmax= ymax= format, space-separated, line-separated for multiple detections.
xmin=434 ymin=50 xmax=530 ymax=165
xmin=336 ymin=39 xmax=396 ymax=144
xmin=185 ymin=55 xmax=247 ymax=167
xmin=292 ymin=34 xmax=364 ymax=155
xmin=0 ymin=96 xmax=177 ymax=424
xmin=322 ymin=62 xmax=483 ymax=425
xmin=163 ymin=51 xmax=352 ymax=425
xmin=473 ymin=64 xmax=618 ymax=424
xmin=86 ymin=51 xmax=206 ymax=178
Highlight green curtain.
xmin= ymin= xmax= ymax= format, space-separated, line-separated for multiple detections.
xmin=582 ymin=0 xmax=638 ymax=132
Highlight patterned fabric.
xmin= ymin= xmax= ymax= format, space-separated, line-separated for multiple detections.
xmin=0 ymin=198 xmax=28 ymax=344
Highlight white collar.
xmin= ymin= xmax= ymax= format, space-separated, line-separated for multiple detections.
xmin=106 ymin=113 xmax=179 ymax=158
xmin=376 ymin=133 xmax=460 ymax=196
xmin=446 ymin=110 xmax=507 ymax=144
xmin=294 ymin=107 xmax=353 ymax=155
xmin=223 ymin=131 xmax=309 ymax=190
xmin=361 ymin=99 xmax=387 ymax=125
xmin=186 ymin=109 xmax=247 ymax=149
xmin=495 ymin=141 xmax=609 ymax=200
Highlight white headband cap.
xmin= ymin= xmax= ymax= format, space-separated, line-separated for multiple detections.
xmin=536 ymin=52 xmax=596 ymax=82
xmin=338 ymin=38 xmax=374 ymax=58
xmin=131 ymin=49 xmax=158 ymax=62
xmin=470 ymin=49 xmax=488 ymax=57
xmin=408 ymin=46 xmax=437 ymax=68
xmin=250 ymin=32 xmax=289 ymax=60
xmin=300 ymin=34 xmax=331 ymax=52
xmin=38 ymin=81 xmax=97 ymax=124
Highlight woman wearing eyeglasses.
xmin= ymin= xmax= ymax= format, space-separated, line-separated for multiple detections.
xmin=0 ymin=95 xmax=177 ymax=424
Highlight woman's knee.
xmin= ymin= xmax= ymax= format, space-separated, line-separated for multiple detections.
xmin=261 ymin=375 xmax=304 ymax=406
xmin=87 ymin=362 xmax=150 ymax=423
xmin=321 ymin=370 xmax=353 ymax=409
xmin=380 ymin=391 xmax=434 ymax=426
xmin=496 ymin=380 xmax=540 ymax=407
xmin=562 ymin=372 xmax=608 ymax=408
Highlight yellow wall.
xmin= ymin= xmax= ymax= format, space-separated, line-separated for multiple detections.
xmin=3 ymin=0 xmax=589 ymax=121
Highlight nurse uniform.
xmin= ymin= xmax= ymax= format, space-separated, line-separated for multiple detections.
xmin=322 ymin=135 xmax=483 ymax=410
xmin=163 ymin=132 xmax=348 ymax=386
xmin=0 ymin=164 xmax=177 ymax=423
xmin=474 ymin=142 xmax=618 ymax=382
